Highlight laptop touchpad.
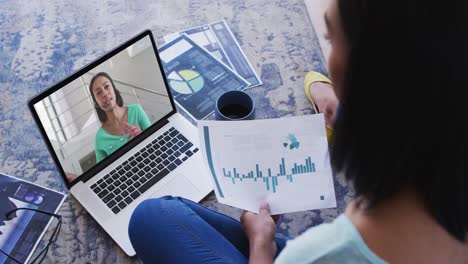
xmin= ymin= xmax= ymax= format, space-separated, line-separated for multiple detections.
xmin=151 ymin=174 xmax=200 ymax=199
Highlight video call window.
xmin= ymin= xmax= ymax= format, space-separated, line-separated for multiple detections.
xmin=34 ymin=36 xmax=173 ymax=182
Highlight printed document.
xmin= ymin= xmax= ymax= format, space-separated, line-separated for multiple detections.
xmin=163 ymin=20 xmax=262 ymax=88
xmin=198 ymin=114 xmax=337 ymax=214
xmin=159 ymin=34 xmax=250 ymax=121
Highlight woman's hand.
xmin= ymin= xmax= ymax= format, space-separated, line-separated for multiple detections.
xmin=65 ymin=172 xmax=77 ymax=182
xmin=124 ymin=123 xmax=142 ymax=139
xmin=241 ymin=202 xmax=278 ymax=264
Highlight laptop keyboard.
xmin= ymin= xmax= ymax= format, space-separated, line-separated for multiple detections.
xmin=90 ymin=127 xmax=199 ymax=214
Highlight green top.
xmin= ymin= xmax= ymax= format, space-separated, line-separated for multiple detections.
xmin=275 ymin=214 xmax=387 ymax=264
xmin=95 ymin=104 xmax=151 ymax=163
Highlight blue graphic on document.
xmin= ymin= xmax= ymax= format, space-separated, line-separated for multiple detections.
xmin=204 ymin=127 xmax=317 ymax=197
xmin=283 ymin=134 xmax=300 ymax=150
xmin=222 ymin=156 xmax=316 ymax=193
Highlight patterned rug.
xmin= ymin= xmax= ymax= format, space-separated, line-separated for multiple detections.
xmin=0 ymin=0 xmax=351 ymax=262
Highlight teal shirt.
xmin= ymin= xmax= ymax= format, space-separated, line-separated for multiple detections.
xmin=95 ymin=104 xmax=151 ymax=163
xmin=275 ymin=214 xmax=387 ymax=264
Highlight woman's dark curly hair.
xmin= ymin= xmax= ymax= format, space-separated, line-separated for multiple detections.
xmin=332 ymin=0 xmax=467 ymax=242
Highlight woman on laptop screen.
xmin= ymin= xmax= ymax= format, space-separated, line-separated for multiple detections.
xmin=89 ymin=72 xmax=151 ymax=163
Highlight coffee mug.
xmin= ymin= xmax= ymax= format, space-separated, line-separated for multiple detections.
xmin=215 ymin=90 xmax=255 ymax=120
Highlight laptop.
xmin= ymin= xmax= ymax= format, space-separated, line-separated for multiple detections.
xmin=28 ymin=30 xmax=213 ymax=256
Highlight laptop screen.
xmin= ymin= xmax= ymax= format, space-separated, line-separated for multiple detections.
xmin=32 ymin=35 xmax=173 ymax=183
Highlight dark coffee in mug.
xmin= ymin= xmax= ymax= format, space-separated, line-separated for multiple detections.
xmin=220 ymin=104 xmax=251 ymax=119
xmin=215 ymin=90 xmax=255 ymax=120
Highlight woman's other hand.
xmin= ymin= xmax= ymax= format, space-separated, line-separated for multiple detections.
xmin=65 ymin=172 xmax=77 ymax=182
xmin=124 ymin=123 xmax=143 ymax=138
xmin=241 ymin=202 xmax=278 ymax=263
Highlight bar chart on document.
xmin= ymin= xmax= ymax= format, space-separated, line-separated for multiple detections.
xmin=198 ymin=115 xmax=337 ymax=214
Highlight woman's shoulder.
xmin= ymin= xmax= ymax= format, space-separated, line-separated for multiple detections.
xmin=127 ymin=104 xmax=145 ymax=117
xmin=281 ymin=214 xmax=351 ymax=254
xmin=127 ymin=104 xmax=143 ymax=112
xmin=275 ymin=214 xmax=386 ymax=264
xmin=96 ymin=127 xmax=106 ymax=137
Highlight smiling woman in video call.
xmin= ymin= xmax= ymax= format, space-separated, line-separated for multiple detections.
xmin=89 ymin=72 xmax=151 ymax=163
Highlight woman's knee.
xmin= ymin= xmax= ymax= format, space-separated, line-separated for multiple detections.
xmin=129 ymin=196 xmax=179 ymax=235
xmin=131 ymin=195 xmax=177 ymax=220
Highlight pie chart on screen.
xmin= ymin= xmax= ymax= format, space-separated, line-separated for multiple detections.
xmin=168 ymin=69 xmax=205 ymax=95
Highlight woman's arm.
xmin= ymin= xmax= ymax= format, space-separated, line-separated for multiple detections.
xmin=95 ymin=150 xmax=105 ymax=163
xmin=249 ymin=239 xmax=276 ymax=264
xmin=241 ymin=202 xmax=278 ymax=264
xmin=136 ymin=104 xmax=151 ymax=130
xmin=95 ymin=129 xmax=108 ymax=163
xmin=95 ymin=145 xmax=107 ymax=163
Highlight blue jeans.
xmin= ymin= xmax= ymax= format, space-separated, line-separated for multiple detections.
xmin=128 ymin=196 xmax=287 ymax=263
